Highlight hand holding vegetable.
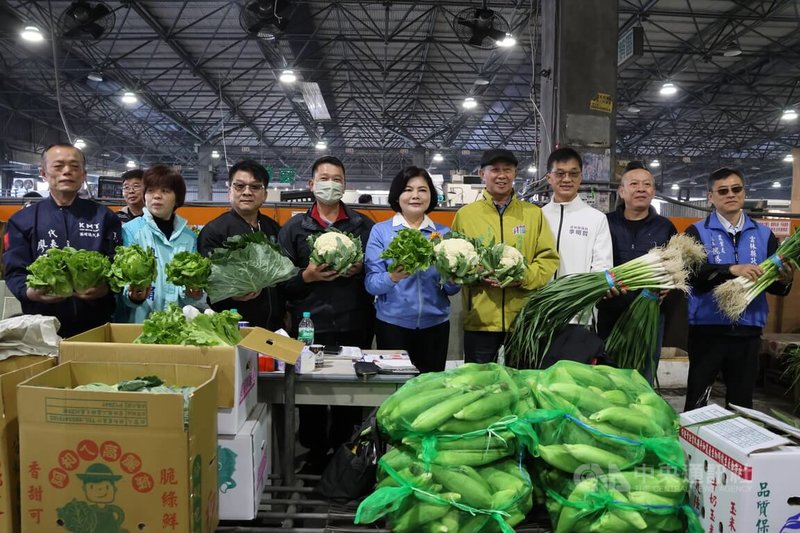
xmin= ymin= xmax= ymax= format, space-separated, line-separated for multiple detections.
xmin=302 ymin=261 xmax=338 ymax=283
xmin=232 ymin=290 xmax=261 ymax=301
xmin=341 ymin=261 xmax=363 ymax=278
xmin=25 ymin=287 xmax=66 ymax=304
xmin=73 ymin=284 xmax=109 ymax=301
xmin=778 ymin=262 xmax=795 ymax=284
xmin=389 ymin=265 xmax=411 ymax=283
xmin=184 ymin=287 xmax=204 ymax=300
xmin=729 ymin=263 xmax=762 ymax=281
xmin=128 ymin=286 xmax=151 ymax=304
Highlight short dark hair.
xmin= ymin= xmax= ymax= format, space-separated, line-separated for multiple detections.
xmin=229 ymin=159 xmax=270 ymax=186
xmin=23 ymin=191 xmax=42 ymax=198
xmin=546 ymin=147 xmax=583 ymax=171
xmin=708 ymin=167 xmax=744 ymax=190
xmin=623 ymin=161 xmax=647 ymax=173
xmin=388 ymin=166 xmax=437 ymax=214
xmin=358 ymin=193 xmax=373 ymax=204
xmin=121 ymin=169 xmax=144 ymax=183
xmin=42 ymin=143 xmax=85 ymax=167
xmin=143 ymin=164 xmax=187 ymax=209
xmin=311 ymin=156 xmax=345 ymax=178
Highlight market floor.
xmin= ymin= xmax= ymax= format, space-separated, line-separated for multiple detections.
xmin=659 ymin=380 xmax=796 ymax=414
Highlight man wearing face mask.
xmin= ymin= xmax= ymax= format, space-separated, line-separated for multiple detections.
xmin=278 ymin=155 xmax=375 ymax=473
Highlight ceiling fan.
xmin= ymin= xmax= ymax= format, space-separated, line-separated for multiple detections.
xmin=452 ymin=1 xmax=511 ymax=49
xmin=57 ymin=1 xmax=115 ymax=40
xmin=239 ymin=0 xmax=291 ymax=38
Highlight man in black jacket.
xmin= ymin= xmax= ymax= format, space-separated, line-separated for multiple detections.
xmin=278 ymin=155 xmax=375 ymax=472
xmin=197 ymin=160 xmax=286 ymax=330
xmin=597 ymin=161 xmax=677 ymax=382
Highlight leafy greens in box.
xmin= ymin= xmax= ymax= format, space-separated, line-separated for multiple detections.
xmin=27 ymin=246 xmax=111 ymax=296
xmin=206 ymin=232 xmax=296 ymax=304
xmin=134 ymin=304 xmax=242 ymax=346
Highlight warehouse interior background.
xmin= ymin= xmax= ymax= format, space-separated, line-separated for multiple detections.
xmin=0 ymin=0 xmax=798 ymax=205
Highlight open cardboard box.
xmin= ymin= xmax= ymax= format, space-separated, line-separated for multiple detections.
xmin=18 ymin=361 xmax=218 ymax=532
xmin=0 ymin=356 xmax=56 ymax=533
xmin=680 ymin=404 xmax=800 ymax=533
xmin=60 ymin=324 xmax=302 ymax=434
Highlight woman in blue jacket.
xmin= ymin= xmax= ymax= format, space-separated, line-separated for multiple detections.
xmin=365 ymin=166 xmax=459 ymax=373
xmin=117 ymin=165 xmax=206 ymax=322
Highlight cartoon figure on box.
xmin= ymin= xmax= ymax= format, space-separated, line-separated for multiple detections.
xmin=56 ymin=463 xmax=129 ymax=533
xmin=217 ymin=446 xmax=238 ymax=493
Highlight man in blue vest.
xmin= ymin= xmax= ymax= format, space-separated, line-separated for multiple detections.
xmin=684 ymin=167 xmax=794 ymax=410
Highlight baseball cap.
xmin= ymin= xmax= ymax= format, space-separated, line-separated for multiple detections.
xmin=480 ymin=148 xmax=518 ymax=168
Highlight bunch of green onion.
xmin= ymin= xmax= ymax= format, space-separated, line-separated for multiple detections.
xmin=604 ymin=289 xmax=660 ymax=377
xmin=713 ymin=229 xmax=800 ymax=321
xmin=505 ymin=234 xmax=706 ymax=369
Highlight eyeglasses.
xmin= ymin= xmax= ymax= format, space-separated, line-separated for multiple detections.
xmin=231 ymin=182 xmax=265 ymax=192
xmin=713 ymin=185 xmax=744 ymax=195
xmin=122 ymin=185 xmax=142 ymax=192
xmin=550 ymin=170 xmax=581 ymax=180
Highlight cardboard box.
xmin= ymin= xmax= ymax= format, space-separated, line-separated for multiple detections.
xmin=0 ymin=356 xmax=56 ymax=533
xmin=218 ymin=402 xmax=271 ymax=520
xmin=18 ymin=361 xmax=219 ymax=533
xmin=680 ymin=404 xmax=800 ymax=533
xmin=60 ymin=324 xmax=302 ymax=434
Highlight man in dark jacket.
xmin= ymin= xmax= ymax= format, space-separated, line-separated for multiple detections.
xmin=597 ymin=161 xmax=677 ymax=382
xmin=278 ymin=155 xmax=375 ymax=473
xmin=3 ymin=143 xmax=121 ymax=338
xmin=198 ymin=159 xmax=286 ymax=330
xmin=684 ymin=167 xmax=793 ymax=410
xmin=116 ymin=168 xmax=144 ymax=223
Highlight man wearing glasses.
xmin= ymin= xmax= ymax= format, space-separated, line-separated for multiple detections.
xmin=197 ymin=159 xmax=286 ymax=330
xmin=116 ymin=169 xmax=145 ymax=223
xmin=684 ymin=167 xmax=794 ymax=411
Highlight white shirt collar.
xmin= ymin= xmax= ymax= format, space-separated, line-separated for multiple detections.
xmin=715 ymin=210 xmax=744 ymax=234
xmin=392 ymin=213 xmax=436 ymax=231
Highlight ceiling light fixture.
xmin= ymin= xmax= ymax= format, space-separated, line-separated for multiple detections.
xmin=279 ymin=69 xmax=296 ymax=83
xmin=781 ymin=109 xmax=798 ymax=122
xmin=659 ymin=82 xmax=677 ymax=96
xmin=474 ymin=77 xmax=490 ymax=86
xmin=649 ymin=159 xmax=660 ymax=168
xmin=528 ymin=165 xmax=537 ymax=173
xmin=671 ymin=183 xmax=679 ymax=190
xmin=497 ymin=33 xmax=516 ymax=48
xmin=462 ymin=97 xmax=477 ymax=110
xmin=721 ymin=41 xmax=742 ymax=57
xmin=315 ymin=141 xmax=327 ymax=150
xmin=784 ymin=154 xmax=794 ymax=163
xmin=121 ymin=92 xmax=138 ymax=105
xmin=73 ymin=138 xmax=86 ymax=149
xmin=20 ymin=26 xmax=44 ymax=42
xmin=432 ymin=153 xmax=444 ymax=163
xmin=87 ymin=71 xmax=103 ymax=82
xmin=211 ymin=150 xmax=220 ymax=159
xmin=126 ymin=160 xmax=136 ymax=169
xmin=772 ymin=181 xmax=782 ymax=188
xmin=627 ymin=105 xmax=641 ymax=113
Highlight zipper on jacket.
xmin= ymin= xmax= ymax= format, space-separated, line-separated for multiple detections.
xmin=499 ymin=206 xmax=506 ymax=332
xmin=554 ymin=204 xmax=565 ymax=279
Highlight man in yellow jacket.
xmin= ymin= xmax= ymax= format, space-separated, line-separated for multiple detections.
xmin=452 ymin=149 xmax=559 ymax=362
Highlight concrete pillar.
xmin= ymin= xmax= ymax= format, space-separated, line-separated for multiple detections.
xmin=536 ymin=0 xmax=618 ymax=187
xmin=196 ymin=144 xmax=213 ymax=201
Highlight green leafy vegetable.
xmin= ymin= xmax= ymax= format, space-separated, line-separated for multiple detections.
xmin=166 ymin=251 xmax=211 ymax=288
xmin=133 ymin=304 xmax=242 ymax=346
xmin=108 ymin=244 xmax=158 ymax=292
xmin=380 ymin=228 xmax=434 ymax=275
xmin=308 ymin=229 xmax=364 ymax=274
xmin=27 ymin=247 xmax=111 ymax=296
xmin=65 ymin=249 xmax=112 ymax=292
xmin=27 ymin=247 xmax=78 ymax=297
xmin=206 ymin=233 xmax=296 ymax=304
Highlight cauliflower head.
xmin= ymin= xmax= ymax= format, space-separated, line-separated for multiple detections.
xmin=498 ymin=244 xmax=524 ymax=269
xmin=313 ymin=232 xmax=355 ymax=254
xmin=434 ymin=238 xmax=478 ymax=268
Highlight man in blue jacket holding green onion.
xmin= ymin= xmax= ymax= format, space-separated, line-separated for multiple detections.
xmin=684 ymin=167 xmax=794 ymax=410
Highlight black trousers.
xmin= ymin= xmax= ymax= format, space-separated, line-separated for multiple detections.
xmin=463 ymin=330 xmax=506 ymax=364
xmin=684 ymin=329 xmax=760 ymax=411
xmin=374 ymin=318 xmax=450 ymax=373
xmin=298 ymin=330 xmax=366 ymax=469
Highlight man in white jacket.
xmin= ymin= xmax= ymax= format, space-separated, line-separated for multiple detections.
xmin=542 ymin=147 xmax=613 ymax=280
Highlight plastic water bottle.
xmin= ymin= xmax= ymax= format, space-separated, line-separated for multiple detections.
xmin=298 ymin=312 xmax=314 ymax=346
xmin=231 ymin=308 xmax=249 ymax=328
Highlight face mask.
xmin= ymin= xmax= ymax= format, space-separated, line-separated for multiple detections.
xmin=313 ymin=180 xmax=344 ymax=205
